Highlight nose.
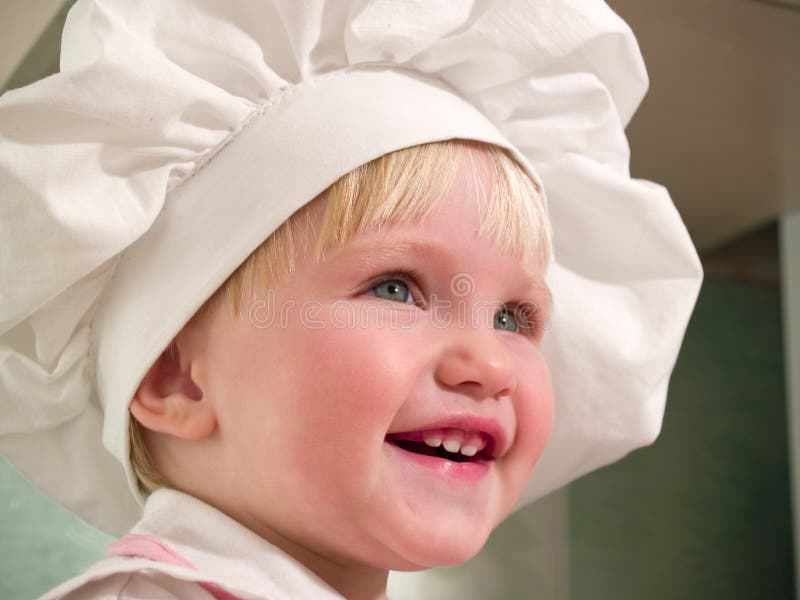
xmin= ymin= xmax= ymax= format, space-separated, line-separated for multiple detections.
xmin=434 ymin=328 xmax=518 ymax=400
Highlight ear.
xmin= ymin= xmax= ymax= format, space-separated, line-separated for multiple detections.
xmin=129 ymin=343 xmax=217 ymax=441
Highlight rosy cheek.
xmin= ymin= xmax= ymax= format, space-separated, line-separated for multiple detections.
xmin=515 ymin=359 xmax=556 ymax=466
xmin=283 ymin=321 xmax=411 ymax=434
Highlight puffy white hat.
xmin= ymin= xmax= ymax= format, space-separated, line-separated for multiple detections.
xmin=0 ymin=0 xmax=702 ymax=537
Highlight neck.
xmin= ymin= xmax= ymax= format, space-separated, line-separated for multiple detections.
xmin=303 ymin=554 xmax=389 ymax=600
xmin=234 ymin=508 xmax=389 ymax=600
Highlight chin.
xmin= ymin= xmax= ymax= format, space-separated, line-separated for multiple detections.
xmin=389 ymin=546 xmax=487 ymax=572
xmin=385 ymin=523 xmax=492 ymax=571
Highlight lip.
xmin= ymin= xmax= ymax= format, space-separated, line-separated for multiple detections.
xmin=386 ymin=413 xmax=509 ymax=459
xmin=384 ymin=438 xmax=490 ymax=484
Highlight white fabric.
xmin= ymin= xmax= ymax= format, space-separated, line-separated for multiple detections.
xmin=0 ymin=0 xmax=703 ymax=539
xmin=37 ymin=488 xmax=347 ymax=600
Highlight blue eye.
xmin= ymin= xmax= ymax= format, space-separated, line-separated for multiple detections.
xmin=364 ymin=272 xmax=542 ymax=339
xmin=496 ymin=304 xmax=540 ymax=338
xmin=368 ymin=278 xmax=416 ymax=305
xmin=494 ymin=307 xmax=518 ymax=332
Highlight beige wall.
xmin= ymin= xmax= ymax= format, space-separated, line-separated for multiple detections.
xmin=0 ymin=0 xmax=63 ymax=88
xmin=609 ymin=0 xmax=800 ymax=251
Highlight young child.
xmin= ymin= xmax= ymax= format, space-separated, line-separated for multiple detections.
xmin=0 ymin=1 xmax=703 ymax=599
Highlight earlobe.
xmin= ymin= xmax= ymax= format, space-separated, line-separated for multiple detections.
xmin=129 ymin=345 xmax=217 ymax=441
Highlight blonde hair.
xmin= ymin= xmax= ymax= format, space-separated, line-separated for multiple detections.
xmin=129 ymin=138 xmax=553 ymax=497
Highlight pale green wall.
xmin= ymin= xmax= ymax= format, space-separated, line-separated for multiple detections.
xmin=0 ymin=458 xmax=111 ymax=599
xmin=781 ymin=208 xmax=800 ymax=598
xmin=568 ymin=276 xmax=794 ymax=599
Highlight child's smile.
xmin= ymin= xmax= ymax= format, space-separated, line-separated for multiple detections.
xmin=384 ymin=421 xmax=499 ymax=484
xmin=174 ymin=145 xmax=554 ymax=578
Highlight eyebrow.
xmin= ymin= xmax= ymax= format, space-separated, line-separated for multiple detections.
xmin=522 ymin=271 xmax=554 ymax=316
xmin=329 ymin=239 xmax=553 ymax=314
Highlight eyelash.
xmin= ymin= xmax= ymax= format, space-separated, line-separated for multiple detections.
xmin=363 ymin=269 xmax=425 ymax=307
xmin=362 ymin=269 xmax=543 ymax=339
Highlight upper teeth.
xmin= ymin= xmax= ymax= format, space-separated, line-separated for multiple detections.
xmin=423 ymin=428 xmax=487 ymax=457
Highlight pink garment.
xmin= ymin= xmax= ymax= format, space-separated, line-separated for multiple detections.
xmin=107 ymin=534 xmax=244 ymax=600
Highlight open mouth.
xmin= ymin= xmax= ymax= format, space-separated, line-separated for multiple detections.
xmin=385 ymin=436 xmax=492 ymax=463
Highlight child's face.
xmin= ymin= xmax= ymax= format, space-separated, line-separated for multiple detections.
xmin=198 ymin=149 xmax=554 ymax=572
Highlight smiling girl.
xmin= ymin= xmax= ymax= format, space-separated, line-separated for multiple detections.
xmin=0 ymin=1 xmax=702 ymax=599
xmin=123 ymin=140 xmax=553 ymax=599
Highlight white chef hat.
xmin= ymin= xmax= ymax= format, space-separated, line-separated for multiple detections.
xmin=0 ymin=0 xmax=702 ymax=538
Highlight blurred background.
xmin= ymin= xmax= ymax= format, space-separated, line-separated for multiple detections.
xmin=1 ymin=0 xmax=798 ymax=598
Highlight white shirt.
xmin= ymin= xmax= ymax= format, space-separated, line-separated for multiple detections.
xmin=36 ymin=488 xmax=348 ymax=600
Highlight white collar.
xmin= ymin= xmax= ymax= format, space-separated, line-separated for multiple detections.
xmin=130 ymin=487 xmax=347 ymax=600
